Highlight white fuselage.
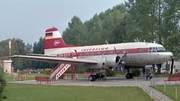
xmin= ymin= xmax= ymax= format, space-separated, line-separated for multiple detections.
xmin=45 ymin=42 xmax=173 ymax=69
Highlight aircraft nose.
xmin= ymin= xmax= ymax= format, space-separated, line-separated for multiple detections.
xmin=168 ymin=51 xmax=173 ymax=59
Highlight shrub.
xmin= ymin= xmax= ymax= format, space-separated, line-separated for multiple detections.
xmin=0 ymin=67 xmax=6 ymax=100
xmin=105 ymin=69 xmax=116 ymax=77
xmin=43 ymin=68 xmax=52 ymax=75
xmin=78 ymin=68 xmax=88 ymax=73
xmin=132 ymin=69 xmax=141 ymax=76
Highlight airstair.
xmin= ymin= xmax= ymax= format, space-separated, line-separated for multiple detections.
xmin=50 ymin=63 xmax=71 ymax=80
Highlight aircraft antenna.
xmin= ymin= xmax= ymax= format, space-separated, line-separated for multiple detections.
xmin=136 ymin=38 xmax=140 ymax=42
xmin=105 ymin=40 xmax=109 ymax=44
xmin=153 ymin=39 xmax=156 ymax=43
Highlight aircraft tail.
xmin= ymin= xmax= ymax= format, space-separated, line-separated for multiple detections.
xmin=44 ymin=27 xmax=74 ymax=50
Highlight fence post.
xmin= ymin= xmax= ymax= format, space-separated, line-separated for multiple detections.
xmin=175 ymin=87 xmax=177 ymax=100
xmin=164 ymin=83 xmax=166 ymax=92
xmin=151 ymin=89 xmax=153 ymax=99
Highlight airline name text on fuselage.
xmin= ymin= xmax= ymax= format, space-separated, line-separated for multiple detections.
xmin=81 ymin=47 xmax=109 ymax=52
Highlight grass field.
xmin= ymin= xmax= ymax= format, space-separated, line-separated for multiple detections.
xmin=4 ymin=84 xmax=152 ymax=101
xmin=153 ymin=84 xmax=180 ymax=101
xmin=2 ymin=73 xmax=154 ymax=101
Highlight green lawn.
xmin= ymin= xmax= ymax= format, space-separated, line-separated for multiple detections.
xmin=153 ymin=84 xmax=180 ymax=101
xmin=2 ymin=73 xmax=154 ymax=101
xmin=4 ymin=84 xmax=152 ymax=101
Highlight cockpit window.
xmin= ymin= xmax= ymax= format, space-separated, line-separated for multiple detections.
xmin=149 ymin=47 xmax=165 ymax=52
xmin=157 ymin=47 xmax=165 ymax=50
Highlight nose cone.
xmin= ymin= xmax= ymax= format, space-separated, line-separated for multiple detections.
xmin=167 ymin=51 xmax=173 ymax=60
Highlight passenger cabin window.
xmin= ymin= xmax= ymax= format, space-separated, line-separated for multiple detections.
xmin=123 ymin=50 xmax=127 ymax=54
xmin=116 ymin=50 xmax=120 ymax=54
xmin=97 ymin=52 xmax=101 ymax=54
xmin=86 ymin=52 xmax=89 ymax=55
xmin=140 ymin=48 xmax=144 ymax=52
xmin=110 ymin=51 xmax=113 ymax=54
xmin=80 ymin=53 xmax=83 ymax=56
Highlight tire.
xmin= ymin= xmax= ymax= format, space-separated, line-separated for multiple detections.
xmin=88 ymin=75 xmax=94 ymax=81
xmin=125 ymin=73 xmax=133 ymax=79
xmin=129 ymin=73 xmax=134 ymax=79
xmin=125 ymin=73 xmax=129 ymax=79
xmin=102 ymin=75 xmax=106 ymax=81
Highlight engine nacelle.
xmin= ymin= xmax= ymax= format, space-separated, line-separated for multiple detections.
xmin=106 ymin=55 xmax=116 ymax=69
xmin=83 ymin=55 xmax=117 ymax=70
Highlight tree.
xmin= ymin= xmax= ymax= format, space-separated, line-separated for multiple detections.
xmin=62 ymin=4 xmax=127 ymax=45
xmin=32 ymin=37 xmax=57 ymax=70
xmin=125 ymin=0 xmax=160 ymax=42
xmin=162 ymin=0 xmax=180 ymax=58
xmin=33 ymin=37 xmax=44 ymax=54
xmin=125 ymin=0 xmax=180 ymax=58
xmin=11 ymin=38 xmax=27 ymax=70
xmin=63 ymin=16 xmax=86 ymax=45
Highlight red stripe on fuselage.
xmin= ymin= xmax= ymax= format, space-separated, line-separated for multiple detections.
xmin=56 ymin=48 xmax=149 ymax=58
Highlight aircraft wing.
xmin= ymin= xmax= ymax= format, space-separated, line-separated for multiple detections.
xmin=11 ymin=55 xmax=98 ymax=65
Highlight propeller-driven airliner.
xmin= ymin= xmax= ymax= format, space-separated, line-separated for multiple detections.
xmin=11 ymin=27 xmax=174 ymax=81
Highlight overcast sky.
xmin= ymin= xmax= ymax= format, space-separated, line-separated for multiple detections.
xmin=0 ymin=0 xmax=124 ymax=44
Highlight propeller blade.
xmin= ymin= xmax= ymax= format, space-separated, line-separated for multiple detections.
xmin=114 ymin=47 xmax=119 ymax=56
xmin=170 ymin=59 xmax=174 ymax=75
xmin=122 ymin=52 xmax=127 ymax=59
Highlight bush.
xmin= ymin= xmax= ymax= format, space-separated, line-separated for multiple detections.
xmin=78 ymin=68 xmax=88 ymax=73
xmin=132 ymin=69 xmax=141 ymax=76
xmin=105 ymin=69 xmax=116 ymax=77
xmin=43 ymin=68 xmax=52 ymax=75
xmin=0 ymin=67 xmax=6 ymax=100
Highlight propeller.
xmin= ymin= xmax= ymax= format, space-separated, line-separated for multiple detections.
xmin=113 ymin=47 xmax=127 ymax=72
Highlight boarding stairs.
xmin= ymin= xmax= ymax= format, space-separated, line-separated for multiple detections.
xmin=50 ymin=63 xmax=71 ymax=80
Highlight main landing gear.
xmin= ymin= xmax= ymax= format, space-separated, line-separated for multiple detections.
xmin=123 ymin=67 xmax=133 ymax=79
xmin=88 ymin=73 xmax=106 ymax=81
xmin=88 ymin=70 xmax=106 ymax=81
xmin=125 ymin=73 xmax=133 ymax=79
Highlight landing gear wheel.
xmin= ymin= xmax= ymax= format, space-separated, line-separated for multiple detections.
xmin=102 ymin=75 xmax=106 ymax=81
xmin=125 ymin=73 xmax=130 ymax=79
xmin=125 ymin=73 xmax=133 ymax=79
xmin=88 ymin=75 xmax=94 ymax=81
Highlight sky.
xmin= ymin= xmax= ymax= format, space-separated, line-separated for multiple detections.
xmin=0 ymin=0 xmax=125 ymax=44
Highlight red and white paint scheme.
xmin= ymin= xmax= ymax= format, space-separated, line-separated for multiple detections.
xmin=55 ymin=64 xmax=71 ymax=80
xmin=12 ymin=27 xmax=173 ymax=80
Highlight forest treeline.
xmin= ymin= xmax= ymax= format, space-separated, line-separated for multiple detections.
xmin=0 ymin=0 xmax=179 ymax=70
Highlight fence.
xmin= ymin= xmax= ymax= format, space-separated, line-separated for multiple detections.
xmin=135 ymin=78 xmax=173 ymax=101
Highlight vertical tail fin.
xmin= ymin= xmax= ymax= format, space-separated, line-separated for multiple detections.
xmin=44 ymin=27 xmax=67 ymax=49
xmin=44 ymin=27 xmax=76 ymax=55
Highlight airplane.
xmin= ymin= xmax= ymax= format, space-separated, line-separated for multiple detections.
xmin=11 ymin=27 xmax=174 ymax=81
